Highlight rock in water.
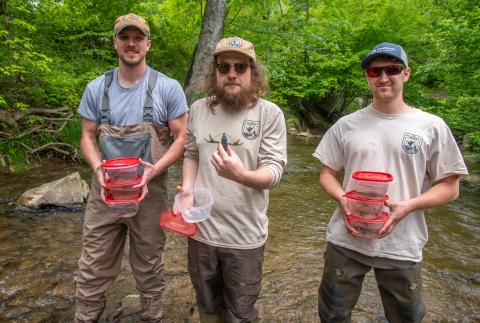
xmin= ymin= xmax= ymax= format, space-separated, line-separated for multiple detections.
xmin=16 ymin=172 xmax=89 ymax=211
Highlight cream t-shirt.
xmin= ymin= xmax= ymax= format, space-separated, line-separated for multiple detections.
xmin=184 ymin=98 xmax=287 ymax=249
xmin=313 ymin=105 xmax=468 ymax=261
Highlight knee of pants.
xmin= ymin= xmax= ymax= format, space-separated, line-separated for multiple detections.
xmin=375 ymin=262 xmax=425 ymax=322
xmin=317 ymin=244 xmax=371 ymax=322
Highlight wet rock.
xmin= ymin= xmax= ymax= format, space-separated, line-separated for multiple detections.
xmin=460 ymin=173 xmax=480 ymax=190
xmin=122 ymin=294 xmax=140 ymax=308
xmin=51 ymin=274 xmax=75 ymax=297
xmin=107 ymin=307 xmax=123 ymax=321
xmin=15 ymin=172 xmax=89 ymax=212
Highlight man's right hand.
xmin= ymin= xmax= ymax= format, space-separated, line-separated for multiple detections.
xmin=95 ymin=162 xmax=107 ymax=188
xmin=173 ymin=185 xmax=186 ymax=215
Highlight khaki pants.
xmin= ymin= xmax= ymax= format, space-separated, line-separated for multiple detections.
xmin=75 ymin=173 xmax=168 ymax=323
xmin=318 ymin=242 xmax=425 ymax=323
xmin=187 ymin=238 xmax=265 ymax=323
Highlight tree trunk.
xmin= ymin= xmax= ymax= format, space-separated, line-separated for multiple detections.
xmin=183 ymin=0 xmax=227 ymax=106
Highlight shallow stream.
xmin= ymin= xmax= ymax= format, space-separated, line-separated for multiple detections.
xmin=0 ymin=135 xmax=479 ymax=322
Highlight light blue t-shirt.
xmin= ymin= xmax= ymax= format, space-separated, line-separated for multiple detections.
xmin=78 ymin=66 xmax=188 ymax=126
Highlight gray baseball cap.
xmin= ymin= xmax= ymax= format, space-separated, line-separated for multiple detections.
xmin=361 ymin=42 xmax=408 ymax=69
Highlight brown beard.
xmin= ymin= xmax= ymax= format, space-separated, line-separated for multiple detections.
xmin=213 ymin=81 xmax=258 ymax=113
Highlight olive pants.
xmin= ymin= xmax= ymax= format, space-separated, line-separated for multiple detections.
xmin=318 ymin=242 xmax=425 ymax=323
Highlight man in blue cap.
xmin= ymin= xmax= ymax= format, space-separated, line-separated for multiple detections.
xmin=312 ymin=42 xmax=468 ymax=322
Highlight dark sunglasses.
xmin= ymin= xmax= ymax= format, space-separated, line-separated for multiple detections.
xmin=215 ymin=62 xmax=251 ymax=75
xmin=366 ymin=65 xmax=404 ymax=77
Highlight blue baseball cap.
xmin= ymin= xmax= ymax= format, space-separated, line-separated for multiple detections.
xmin=361 ymin=42 xmax=408 ymax=69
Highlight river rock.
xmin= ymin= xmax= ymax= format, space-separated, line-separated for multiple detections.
xmin=122 ymin=294 xmax=140 ymax=308
xmin=15 ymin=172 xmax=89 ymax=211
xmin=461 ymin=173 xmax=480 ymax=190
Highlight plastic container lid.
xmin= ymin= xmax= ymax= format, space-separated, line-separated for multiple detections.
xmin=160 ymin=210 xmax=198 ymax=236
xmin=344 ymin=190 xmax=388 ymax=202
xmin=104 ymin=192 xmax=141 ymax=203
xmin=105 ymin=175 xmax=142 ymax=188
xmin=352 ymin=171 xmax=393 ymax=182
xmin=103 ymin=157 xmax=140 ymax=168
xmin=347 ymin=211 xmax=389 ymax=222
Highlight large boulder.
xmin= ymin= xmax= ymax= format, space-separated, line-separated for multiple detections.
xmin=16 ymin=172 xmax=89 ymax=211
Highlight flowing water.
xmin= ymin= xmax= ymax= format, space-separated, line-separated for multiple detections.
xmin=0 ymin=135 xmax=479 ymax=322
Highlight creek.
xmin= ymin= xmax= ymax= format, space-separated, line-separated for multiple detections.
xmin=0 ymin=135 xmax=479 ymax=322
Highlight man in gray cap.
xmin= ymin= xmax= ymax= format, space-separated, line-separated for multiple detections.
xmin=312 ymin=42 xmax=468 ymax=322
xmin=174 ymin=36 xmax=287 ymax=323
xmin=75 ymin=13 xmax=188 ymax=323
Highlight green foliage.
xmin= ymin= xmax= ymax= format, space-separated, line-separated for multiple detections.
xmin=0 ymin=0 xmax=479 ymax=169
xmin=60 ymin=117 xmax=82 ymax=150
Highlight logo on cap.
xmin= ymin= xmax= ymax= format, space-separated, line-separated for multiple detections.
xmin=229 ymin=38 xmax=242 ymax=48
xmin=370 ymin=46 xmax=396 ymax=55
xmin=123 ymin=14 xmax=141 ymax=23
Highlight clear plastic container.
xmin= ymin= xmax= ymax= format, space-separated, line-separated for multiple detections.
xmin=347 ymin=212 xmax=389 ymax=238
xmin=160 ymin=210 xmax=198 ymax=236
xmin=103 ymin=157 xmax=140 ymax=183
xmin=344 ymin=190 xmax=388 ymax=219
xmin=174 ymin=188 xmax=214 ymax=223
xmin=104 ymin=193 xmax=141 ymax=218
xmin=352 ymin=171 xmax=393 ymax=199
xmin=106 ymin=175 xmax=142 ymax=200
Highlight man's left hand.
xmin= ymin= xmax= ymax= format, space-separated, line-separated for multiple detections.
xmin=378 ymin=199 xmax=413 ymax=238
xmin=134 ymin=158 xmax=158 ymax=201
xmin=211 ymin=143 xmax=246 ymax=182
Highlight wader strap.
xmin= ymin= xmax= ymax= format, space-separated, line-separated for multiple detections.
xmin=144 ymin=70 xmax=158 ymax=123
xmin=100 ymin=70 xmax=114 ymax=125
xmin=100 ymin=69 xmax=159 ymax=125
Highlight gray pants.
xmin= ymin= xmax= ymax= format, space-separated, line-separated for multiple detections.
xmin=318 ymin=242 xmax=425 ymax=323
xmin=187 ymin=238 xmax=265 ymax=323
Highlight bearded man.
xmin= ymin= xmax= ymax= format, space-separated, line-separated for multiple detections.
xmin=174 ymin=37 xmax=287 ymax=323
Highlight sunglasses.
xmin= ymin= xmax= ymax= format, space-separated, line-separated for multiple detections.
xmin=366 ymin=65 xmax=404 ymax=77
xmin=215 ymin=62 xmax=251 ymax=75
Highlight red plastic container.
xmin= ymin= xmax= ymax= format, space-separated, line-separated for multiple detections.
xmin=352 ymin=171 xmax=393 ymax=199
xmin=160 ymin=210 xmax=198 ymax=236
xmin=104 ymin=193 xmax=141 ymax=218
xmin=347 ymin=212 xmax=389 ymax=239
xmin=103 ymin=157 xmax=140 ymax=183
xmin=344 ymin=190 xmax=388 ymax=219
xmin=106 ymin=175 xmax=142 ymax=200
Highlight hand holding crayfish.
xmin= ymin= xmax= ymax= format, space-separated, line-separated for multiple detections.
xmin=211 ymin=143 xmax=246 ymax=183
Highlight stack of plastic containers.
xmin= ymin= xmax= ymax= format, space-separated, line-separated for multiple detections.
xmin=103 ymin=158 xmax=142 ymax=218
xmin=344 ymin=171 xmax=393 ymax=238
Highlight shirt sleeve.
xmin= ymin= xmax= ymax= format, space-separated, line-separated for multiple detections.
xmin=166 ymin=80 xmax=189 ymax=121
xmin=184 ymin=104 xmax=199 ymax=162
xmin=312 ymin=123 xmax=345 ymax=171
xmin=258 ymin=104 xmax=287 ymax=189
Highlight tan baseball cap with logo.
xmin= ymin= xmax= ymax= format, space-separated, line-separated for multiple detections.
xmin=212 ymin=37 xmax=256 ymax=61
xmin=114 ymin=13 xmax=150 ymax=37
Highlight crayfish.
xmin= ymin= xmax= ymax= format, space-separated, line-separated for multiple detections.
xmin=204 ymin=133 xmax=244 ymax=154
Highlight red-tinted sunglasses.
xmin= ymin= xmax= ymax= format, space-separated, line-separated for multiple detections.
xmin=366 ymin=65 xmax=404 ymax=77
xmin=215 ymin=62 xmax=251 ymax=75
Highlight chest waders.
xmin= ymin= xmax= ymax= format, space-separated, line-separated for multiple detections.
xmin=75 ymin=70 xmax=168 ymax=323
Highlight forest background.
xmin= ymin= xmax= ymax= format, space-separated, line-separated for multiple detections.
xmin=0 ymin=0 xmax=479 ymax=170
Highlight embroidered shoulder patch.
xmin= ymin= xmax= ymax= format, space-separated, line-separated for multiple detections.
xmin=402 ymin=133 xmax=423 ymax=154
xmin=242 ymin=120 xmax=261 ymax=140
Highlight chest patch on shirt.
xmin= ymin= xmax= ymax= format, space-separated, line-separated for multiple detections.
xmin=402 ymin=133 xmax=423 ymax=154
xmin=242 ymin=120 xmax=261 ymax=140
